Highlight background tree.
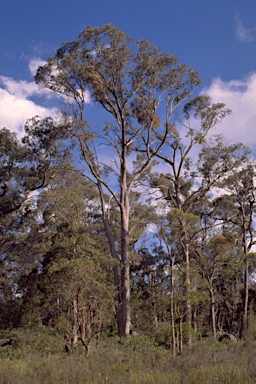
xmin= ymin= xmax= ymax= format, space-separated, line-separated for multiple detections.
xmin=19 ymin=168 xmax=115 ymax=352
xmin=0 ymin=118 xmax=67 ymax=218
xmin=131 ymin=242 xmax=171 ymax=332
xmin=213 ymin=159 xmax=256 ymax=339
xmin=0 ymin=122 xmax=68 ymax=327
xmin=150 ymin=104 xmax=248 ymax=344
xmin=196 ymin=233 xmax=238 ymax=338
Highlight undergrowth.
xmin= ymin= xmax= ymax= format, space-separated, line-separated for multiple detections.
xmin=0 ymin=328 xmax=256 ymax=383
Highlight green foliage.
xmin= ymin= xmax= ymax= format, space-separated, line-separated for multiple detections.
xmin=0 ymin=327 xmax=64 ymax=359
xmin=154 ymin=322 xmax=173 ymax=348
xmin=0 ymin=124 xmax=70 ymax=330
xmin=2 ymin=24 xmax=256 ymax=350
xmin=0 ymin=121 xmax=68 ymax=218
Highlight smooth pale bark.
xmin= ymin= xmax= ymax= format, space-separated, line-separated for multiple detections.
xmin=179 ymin=317 xmax=183 ymax=353
xmin=240 ymin=259 xmax=249 ymax=340
xmin=118 ymin=212 xmax=131 ymax=336
xmin=240 ymin=229 xmax=249 ymax=340
xmin=118 ymin=149 xmax=131 ymax=336
xmin=209 ymin=287 xmax=217 ymax=339
xmin=170 ymin=256 xmax=176 ymax=357
xmin=71 ymin=297 xmax=79 ymax=350
xmin=184 ymin=242 xmax=192 ymax=347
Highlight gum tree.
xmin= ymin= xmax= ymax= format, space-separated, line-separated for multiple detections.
xmin=151 ymin=101 xmax=249 ymax=345
xmin=0 ymin=122 xmax=68 ymax=321
xmin=214 ymin=159 xmax=256 ymax=339
xmin=0 ymin=120 xmax=66 ymax=218
xmin=35 ymin=24 xmax=202 ymax=336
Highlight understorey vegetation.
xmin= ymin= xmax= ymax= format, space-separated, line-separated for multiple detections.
xmin=1 ymin=328 xmax=256 ymax=383
xmin=1 ymin=25 xmax=256 ymax=380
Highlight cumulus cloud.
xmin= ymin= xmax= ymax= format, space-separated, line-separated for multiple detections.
xmin=0 ymin=76 xmax=40 ymax=99
xmin=0 ymin=56 xmax=90 ymax=138
xmin=0 ymin=73 xmax=57 ymax=138
xmin=202 ymin=73 xmax=256 ymax=149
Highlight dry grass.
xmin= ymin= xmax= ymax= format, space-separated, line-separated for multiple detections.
xmin=0 ymin=330 xmax=256 ymax=383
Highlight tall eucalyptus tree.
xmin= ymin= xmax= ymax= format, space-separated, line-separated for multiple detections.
xmin=35 ymin=24 xmax=202 ymax=336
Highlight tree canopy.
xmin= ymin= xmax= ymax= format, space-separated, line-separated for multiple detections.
xmin=1 ymin=25 xmax=256 ymax=351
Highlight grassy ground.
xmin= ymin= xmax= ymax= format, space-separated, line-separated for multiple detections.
xmin=0 ymin=329 xmax=256 ymax=383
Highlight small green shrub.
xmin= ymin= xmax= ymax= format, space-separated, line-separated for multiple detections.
xmin=0 ymin=326 xmax=64 ymax=359
xmin=154 ymin=322 xmax=173 ymax=348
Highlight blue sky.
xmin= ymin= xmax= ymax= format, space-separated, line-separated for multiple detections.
xmin=1 ymin=0 xmax=256 ymax=148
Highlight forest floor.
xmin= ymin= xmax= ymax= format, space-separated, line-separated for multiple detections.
xmin=0 ymin=328 xmax=256 ymax=383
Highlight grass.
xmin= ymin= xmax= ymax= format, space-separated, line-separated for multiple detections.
xmin=0 ymin=329 xmax=256 ymax=383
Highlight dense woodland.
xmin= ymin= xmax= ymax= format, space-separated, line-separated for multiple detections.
xmin=1 ymin=25 xmax=256 ymax=358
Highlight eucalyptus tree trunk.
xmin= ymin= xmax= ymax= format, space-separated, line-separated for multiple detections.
xmin=238 ymin=189 xmax=253 ymax=340
xmin=209 ymin=287 xmax=217 ymax=338
xmin=240 ymin=258 xmax=249 ymax=340
xmin=118 ymin=215 xmax=131 ymax=336
xmin=179 ymin=317 xmax=183 ymax=353
xmin=170 ymin=255 xmax=176 ymax=357
xmin=240 ymin=228 xmax=249 ymax=340
xmin=71 ymin=296 xmax=79 ymax=351
xmin=183 ymin=241 xmax=192 ymax=347
xmin=117 ymin=188 xmax=131 ymax=336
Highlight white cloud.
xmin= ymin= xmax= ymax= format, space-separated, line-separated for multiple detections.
xmin=28 ymin=58 xmax=47 ymax=76
xmin=235 ymin=16 xmax=255 ymax=43
xmin=203 ymin=73 xmax=256 ymax=149
xmin=0 ymin=87 xmax=56 ymax=138
xmin=0 ymin=56 xmax=93 ymax=140
xmin=0 ymin=76 xmax=40 ymax=99
xmin=0 ymin=73 xmax=57 ymax=138
xmin=2 ymin=54 xmax=255 ymax=154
